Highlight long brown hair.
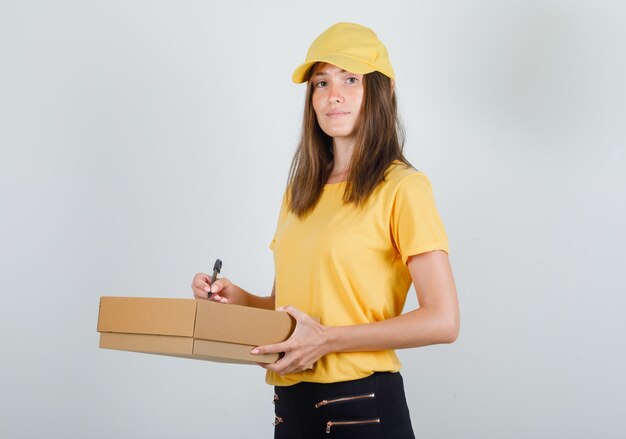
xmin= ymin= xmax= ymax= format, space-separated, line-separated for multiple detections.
xmin=287 ymin=69 xmax=409 ymax=217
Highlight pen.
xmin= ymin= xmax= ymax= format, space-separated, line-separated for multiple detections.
xmin=208 ymin=258 xmax=222 ymax=300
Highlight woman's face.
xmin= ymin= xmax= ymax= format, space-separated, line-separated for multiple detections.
xmin=310 ymin=63 xmax=364 ymax=142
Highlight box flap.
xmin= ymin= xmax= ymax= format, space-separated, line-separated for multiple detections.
xmin=98 ymin=297 xmax=197 ymax=336
xmin=100 ymin=332 xmax=194 ymax=355
xmin=193 ymin=339 xmax=280 ymax=364
xmin=99 ymin=333 xmax=254 ymax=364
xmin=194 ymin=300 xmax=295 ymax=346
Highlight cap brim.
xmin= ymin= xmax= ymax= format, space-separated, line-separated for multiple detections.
xmin=291 ymin=54 xmax=378 ymax=84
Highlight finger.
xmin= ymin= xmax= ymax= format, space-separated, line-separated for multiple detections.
xmin=192 ymin=285 xmax=210 ymax=299
xmin=264 ymin=356 xmax=310 ymax=376
xmin=277 ymin=305 xmax=308 ymax=321
xmin=261 ymin=356 xmax=291 ymax=375
xmin=276 ymin=361 xmax=314 ymax=375
xmin=207 ymin=293 xmax=229 ymax=303
xmin=209 ymin=277 xmax=230 ymax=294
xmin=193 ymin=289 xmax=208 ymax=300
xmin=262 ymin=362 xmax=282 ymax=373
xmin=193 ymin=272 xmax=211 ymax=285
xmin=250 ymin=342 xmax=288 ymax=356
xmin=192 ymin=273 xmax=211 ymax=291
xmin=255 ymin=362 xmax=289 ymax=374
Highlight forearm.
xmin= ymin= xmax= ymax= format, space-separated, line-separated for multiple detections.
xmin=257 ymin=303 xmax=459 ymax=376
xmin=241 ymin=290 xmax=275 ymax=310
xmin=324 ymin=306 xmax=459 ymax=353
xmin=227 ymin=284 xmax=275 ymax=310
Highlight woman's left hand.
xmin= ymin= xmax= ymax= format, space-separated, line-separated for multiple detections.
xmin=251 ymin=305 xmax=329 ymax=375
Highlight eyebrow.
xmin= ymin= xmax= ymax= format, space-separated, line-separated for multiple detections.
xmin=312 ymin=69 xmax=348 ymax=77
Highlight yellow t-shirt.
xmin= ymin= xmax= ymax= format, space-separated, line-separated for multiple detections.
xmin=267 ymin=162 xmax=448 ymax=386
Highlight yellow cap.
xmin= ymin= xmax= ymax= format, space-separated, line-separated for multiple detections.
xmin=292 ymin=22 xmax=395 ymax=84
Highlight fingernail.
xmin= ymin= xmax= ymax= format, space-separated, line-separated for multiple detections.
xmin=204 ymin=287 xmax=211 ymax=293
xmin=250 ymin=348 xmax=259 ymax=355
xmin=210 ymin=285 xmax=217 ymax=293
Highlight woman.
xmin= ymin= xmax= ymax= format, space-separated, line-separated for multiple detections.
xmin=192 ymin=22 xmax=459 ymax=438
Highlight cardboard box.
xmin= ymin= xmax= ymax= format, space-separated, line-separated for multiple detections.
xmin=97 ymin=297 xmax=295 ymax=364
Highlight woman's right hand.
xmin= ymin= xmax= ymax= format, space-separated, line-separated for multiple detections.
xmin=191 ymin=273 xmax=240 ymax=304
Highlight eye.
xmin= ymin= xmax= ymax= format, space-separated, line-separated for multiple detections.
xmin=346 ymin=76 xmax=359 ymax=85
xmin=314 ymin=80 xmax=327 ymax=88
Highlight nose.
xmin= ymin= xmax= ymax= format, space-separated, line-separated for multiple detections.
xmin=327 ymin=82 xmax=344 ymax=104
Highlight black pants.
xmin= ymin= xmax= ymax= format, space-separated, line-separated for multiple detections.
xmin=273 ymin=372 xmax=415 ymax=438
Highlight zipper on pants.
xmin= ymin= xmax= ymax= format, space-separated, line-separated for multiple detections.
xmin=315 ymin=393 xmax=380 ymax=434
xmin=326 ymin=418 xmax=381 ymax=433
xmin=314 ymin=392 xmax=375 ymax=408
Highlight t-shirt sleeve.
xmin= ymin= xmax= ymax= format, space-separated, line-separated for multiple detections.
xmin=269 ymin=191 xmax=290 ymax=251
xmin=390 ymin=172 xmax=449 ymax=263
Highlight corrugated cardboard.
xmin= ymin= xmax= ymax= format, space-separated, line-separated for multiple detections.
xmin=97 ymin=297 xmax=295 ymax=364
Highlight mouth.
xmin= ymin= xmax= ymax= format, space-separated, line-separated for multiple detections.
xmin=326 ymin=111 xmax=349 ymax=118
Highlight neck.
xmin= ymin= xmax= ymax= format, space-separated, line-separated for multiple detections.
xmin=329 ymin=137 xmax=355 ymax=181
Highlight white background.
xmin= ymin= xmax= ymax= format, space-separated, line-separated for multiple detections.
xmin=1 ymin=1 xmax=625 ymax=437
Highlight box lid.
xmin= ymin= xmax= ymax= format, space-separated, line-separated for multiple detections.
xmin=194 ymin=300 xmax=295 ymax=346
xmin=98 ymin=296 xmax=197 ymax=337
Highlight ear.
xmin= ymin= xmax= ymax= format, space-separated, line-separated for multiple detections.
xmin=390 ymin=79 xmax=396 ymax=94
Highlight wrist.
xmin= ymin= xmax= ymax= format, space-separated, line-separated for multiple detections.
xmin=236 ymin=286 xmax=252 ymax=307
xmin=322 ymin=324 xmax=340 ymax=355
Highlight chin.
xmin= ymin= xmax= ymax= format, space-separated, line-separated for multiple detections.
xmin=321 ymin=127 xmax=356 ymax=138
